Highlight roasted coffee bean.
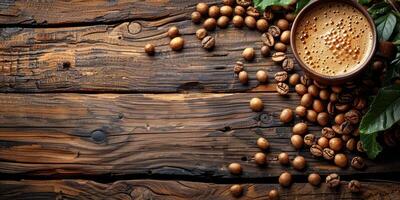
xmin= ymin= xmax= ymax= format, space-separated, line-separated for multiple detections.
xmin=319 ymin=89 xmax=330 ymax=100
xmin=332 ymin=124 xmax=342 ymax=135
xmin=346 ymin=138 xmax=357 ymax=151
xmin=330 ymin=93 xmax=338 ymax=102
xmin=313 ymin=80 xmax=327 ymax=89
xmin=292 ymin=122 xmax=308 ymax=135
xmin=250 ymin=97 xmax=263 ymax=111
xmin=208 ymin=5 xmax=220 ymax=18
xmin=234 ymin=6 xmax=246 ymax=16
xmin=217 ymin=16 xmax=230 ymax=28
xmin=336 ymin=103 xmax=351 ymax=112
xmin=256 ymin=19 xmax=269 ymax=32
xmin=304 ymin=134 xmax=315 ymax=146
xmin=242 ymin=47 xmax=255 ymax=61
xmin=238 ymin=71 xmax=248 ymax=84
xmin=341 ymin=134 xmax=351 ymax=142
xmin=256 ymin=70 xmax=268 ymax=83
xmin=276 ymin=19 xmax=289 ymax=31
xmin=348 ymin=180 xmax=361 ymax=193
xmin=261 ymin=45 xmax=271 ymax=57
xmin=291 ymin=135 xmax=303 ymax=149
xmin=244 ymin=16 xmax=256 ymax=29
xmin=196 ymin=3 xmax=209 ymax=16
xmin=351 ymin=156 xmax=366 ymax=170
xmin=268 ymin=189 xmax=279 ymax=200
xmin=289 ymin=73 xmax=300 ymax=86
xmin=323 ymin=148 xmax=335 ymax=160
xmin=196 ymin=28 xmax=208 ymax=40
xmin=292 ymin=155 xmax=306 ymax=170
xmin=317 ymin=112 xmax=329 ymax=126
xmin=228 ymin=163 xmax=242 ymax=174
xmin=329 ymin=137 xmax=343 ymax=152
xmin=274 ymin=42 xmax=287 ymax=52
xmin=310 ymin=144 xmax=323 ymax=157
xmin=352 ymin=128 xmax=360 ymax=137
xmin=232 ymin=15 xmax=244 ymax=28
xmin=230 ymin=184 xmax=243 ymax=197
xmin=300 ymin=94 xmax=313 ymax=107
xmin=313 ymin=99 xmax=324 ymax=113
xmin=261 ymin=32 xmax=275 ymax=47
xmin=277 ymin=82 xmax=289 ymax=95
xmin=280 ymin=30 xmax=291 ymax=44
xmin=357 ymin=141 xmax=365 ymax=152
xmin=144 ymin=44 xmax=155 ymax=55
xmin=318 ymin=137 xmax=329 ymax=148
xmin=170 ymin=37 xmax=184 ymax=51
xmin=220 ymin=5 xmax=233 ymax=17
xmin=263 ymin=8 xmax=274 ymax=21
xmin=326 ymin=173 xmax=340 ymax=188
xmin=300 ymin=75 xmax=312 ymax=86
xmin=272 ymin=52 xmax=287 ymax=62
xmin=268 ymin=25 xmax=281 ymax=37
xmin=246 ymin=6 xmax=260 ymax=18
xmin=279 ymin=172 xmax=292 ymax=187
xmin=236 ymin=0 xmax=251 ymax=7
xmin=345 ymin=109 xmax=361 ymax=124
xmin=257 ymin=137 xmax=270 ymax=150
xmin=335 ymin=113 xmax=345 ymax=125
xmin=254 ymin=152 xmax=267 ymax=165
xmin=285 ymin=13 xmax=296 ymax=22
xmin=334 ymin=153 xmax=348 ymax=168
xmin=203 ymin=18 xmax=217 ymax=31
xmin=278 ymin=152 xmax=290 ymax=165
xmin=295 ymin=105 xmax=307 ymax=117
xmin=331 ymin=86 xmax=342 ymax=94
xmin=308 ymin=173 xmax=321 ymax=186
xmin=327 ymin=102 xmax=335 ymax=115
xmin=295 ymin=84 xmax=307 ymax=95
xmin=280 ymin=108 xmax=293 ymax=123
xmin=222 ymin=0 xmax=235 ymax=6
xmin=201 ymin=36 xmax=215 ymax=50
xmin=353 ymin=97 xmax=367 ymax=110
xmin=274 ymin=71 xmax=288 ymax=82
xmin=308 ymin=85 xmax=319 ymax=97
xmin=306 ymin=110 xmax=317 ymax=122
xmin=234 ymin=61 xmax=244 ymax=74
xmin=338 ymin=93 xmax=354 ymax=104
xmin=340 ymin=121 xmax=354 ymax=135
xmin=282 ymin=58 xmax=294 ymax=72
xmin=322 ymin=127 xmax=336 ymax=139
xmin=191 ymin=11 xmax=202 ymax=23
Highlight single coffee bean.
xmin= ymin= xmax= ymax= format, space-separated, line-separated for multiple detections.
xmin=335 ymin=103 xmax=351 ymax=112
xmin=196 ymin=28 xmax=208 ymax=40
xmin=344 ymin=109 xmax=361 ymax=124
xmin=312 ymin=99 xmax=324 ymax=113
xmin=257 ymin=137 xmax=270 ymax=150
xmin=353 ymin=97 xmax=367 ymax=110
xmin=330 ymin=93 xmax=338 ymax=102
xmin=250 ymin=97 xmax=263 ymax=111
xmin=304 ymin=133 xmax=315 ymax=146
xmin=279 ymin=172 xmax=292 ymax=187
xmin=291 ymin=134 xmax=303 ymax=149
xmin=232 ymin=15 xmax=244 ymax=28
xmin=208 ymin=5 xmax=220 ymax=18
xmin=274 ymin=71 xmax=288 ymax=82
xmin=308 ymin=173 xmax=321 ymax=186
xmin=222 ymin=0 xmax=235 ymax=6
xmin=242 ymin=47 xmax=255 ymax=61
xmin=217 ymin=16 xmax=230 ymax=28
xmin=295 ymin=84 xmax=307 ymax=95
xmin=329 ymin=137 xmax=343 ymax=152
xmin=234 ymin=61 xmax=244 ymax=74
xmin=310 ymin=144 xmax=323 ymax=157
xmin=170 ymin=37 xmax=184 ymax=51
xmin=348 ymin=180 xmax=361 ymax=193
xmin=280 ymin=108 xmax=293 ymax=123
xmin=327 ymin=102 xmax=335 ymax=115
xmin=335 ymin=113 xmax=345 ymax=125
xmin=318 ymin=137 xmax=329 ymax=148
xmin=341 ymin=134 xmax=351 ymax=142
xmin=238 ymin=71 xmax=248 ymax=84
xmin=274 ymin=42 xmax=287 ymax=52
xmin=306 ymin=110 xmax=317 ymax=122
xmin=289 ymin=73 xmax=300 ymax=86
xmin=300 ymin=75 xmax=312 ymax=86
xmin=352 ymin=128 xmax=360 ymax=137
xmin=201 ymin=36 xmax=215 ymax=50
xmin=203 ymin=18 xmax=217 ymax=31
xmin=357 ymin=141 xmax=365 ymax=153
xmin=196 ymin=3 xmax=209 ymax=16
xmin=338 ymin=93 xmax=354 ymax=104
xmin=191 ymin=11 xmax=202 ymax=23
xmin=340 ymin=121 xmax=354 ymax=135
xmin=295 ymin=105 xmax=307 ymax=117
xmin=308 ymin=85 xmax=319 ymax=97
xmin=292 ymin=122 xmax=308 ymax=135
xmin=317 ymin=112 xmax=329 ymax=126
xmin=292 ymin=155 xmax=306 ymax=170
xmin=244 ymin=16 xmax=256 ymax=29
xmin=326 ymin=173 xmax=340 ymax=188
xmin=276 ymin=19 xmax=289 ymax=31
xmin=220 ymin=5 xmax=233 ymax=17
xmin=346 ymin=138 xmax=357 ymax=151
xmin=246 ymin=6 xmax=259 ymax=18
xmin=268 ymin=189 xmax=279 ymax=200
xmin=263 ymin=8 xmax=274 ymax=21
xmin=323 ymin=148 xmax=335 ymax=160
xmin=254 ymin=152 xmax=267 ymax=165
xmin=372 ymin=60 xmax=384 ymax=72
xmin=268 ymin=25 xmax=281 ymax=37
xmin=351 ymin=156 xmax=366 ymax=170
xmin=236 ymin=0 xmax=252 ymax=7
xmin=261 ymin=32 xmax=275 ymax=47
xmin=234 ymin=5 xmax=246 ymax=16
xmin=282 ymin=58 xmax=294 ymax=72
xmin=300 ymin=94 xmax=313 ymax=107
xmin=230 ymin=184 xmax=243 ymax=197
xmin=278 ymin=152 xmax=290 ymax=165
xmin=228 ymin=162 xmax=242 ymax=175
xmin=332 ymin=124 xmax=342 ymax=135
xmin=261 ymin=45 xmax=271 ymax=57
xmin=256 ymin=19 xmax=268 ymax=32
xmin=256 ymin=70 xmax=268 ymax=83
xmin=334 ymin=153 xmax=348 ymax=168
xmin=144 ymin=44 xmax=155 ymax=55
xmin=280 ymin=30 xmax=291 ymax=44
xmin=321 ymin=127 xmax=336 ymax=139
xmin=313 ymin=80 xmax=326 ymax=89
xmin=319 ymin=89 xmax=330 ymax=100
xmin=285 ymin=13 xmax=296 ymax=22
xmin=276 ymin=82 xmax=289 ymax=95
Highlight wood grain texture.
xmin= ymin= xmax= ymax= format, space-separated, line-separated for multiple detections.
xmin=0 ymin=93 xmax=398 ymax=178
xmin=1 ymin=179 xmax=399 ymax=200
xmin=0 ymin=5 xmax=300 ymax=93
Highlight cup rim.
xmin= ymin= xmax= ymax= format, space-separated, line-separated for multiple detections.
xmin=290 ymin=0 xmax=377 ymax=84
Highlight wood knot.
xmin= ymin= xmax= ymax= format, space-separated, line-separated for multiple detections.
xmin=258 ymin=112 xmax=272 ymax=124
xmin=128 ymin=22 xmax=142 ymax=35
xmin=91 ymin=130 xmax=106 ymax=143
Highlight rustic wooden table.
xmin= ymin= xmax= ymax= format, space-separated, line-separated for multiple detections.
xmin=0 ymin=1 xmax=399 ymax=199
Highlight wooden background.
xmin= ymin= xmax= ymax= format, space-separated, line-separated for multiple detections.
xmin=0 ymin=0 xmax=399 ymax=199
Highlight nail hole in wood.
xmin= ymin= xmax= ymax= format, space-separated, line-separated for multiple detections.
xmin=62 ymin=61 xmax=71 ymax=69
xmin=241 ymin=156 xmax=247 ymax=161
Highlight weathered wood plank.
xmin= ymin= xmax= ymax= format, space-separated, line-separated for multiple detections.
xmin=0 ymin=93 xmax=398 ymax=178
xmin=0 ymin=10 xmax=300 ymax=93
xmin=0 ymin=0 xmax=217 ymax=25
xmin=0 ymin=179 xmax=399 ymax=200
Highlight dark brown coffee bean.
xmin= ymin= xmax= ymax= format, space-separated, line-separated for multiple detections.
xmin=341 ymin=134 xmax=351 ymax=142
xmin=310 ymin=144 xmax=323 ymax=157
xmin=300 ymin=75 xmax=312 ymax=86
xmin=274 ymin=71 xmax=288 ymax=82
xmin=261 ymin=32 xmax=275 ymax=47
xmin=351 ymin=156 xmax=366 ymax=170
xmin=327 ymin=102 xmax=335 ymax=115
xmin=263 ymin=8 xmax=274 ymax=21
xmin=326 ymin=173 xmax=340 ymax=188
xmin=346 ymin=138 xmax=357 ymax=151
xmin=345 ymin=109 xmax=361 ymax=124
xmin=236 ymin=0 xmax=251 ymax=7
xmin=322 ymin=127 xmax=336 ymax=139
xmin=222 ymin=0 xmax=235 ymax=6
xmin=234 ymin=61 xmax=244 ymax=74
xmin=268 ymin=25 xmax=281 ymax=37
xmin=313 ymin=80 xmax=327 ymax=89
xmin=330 ymin=93 xmax=338 ymax=102
xmin=261 ymin=45 xmax=271 ymax=57
xmin=348 ymin=180 xmax=361 ymax=193
xmin=144 ymin=44 xmax=155 ymax=55
xmin=352 ymin=128 xmax=360 ymax=137
xmin=335 ymin=103 xmax=350 ymax=112
xmin=319 ymin=89 xmax=330 ymax=100
xmin=353 ymin=97 xmax=367 ymax=110
xmin=323 ymin=148 xmax=335 ymax=160
xmin=272 ymin=52 xmax=287 ymax=62
xmin=201 ymin=36 xmax=215 ymax=50
xmin=282 ymin=58 xmax=294 ymax=72
xmin=277 ymin=82 xmax=289 ymax=95
xmin=338 ymin=93 xmax=354 ymax=104
xmin=332 ymin=124 xmax=342 ymax=135
xmin=340 ymin=121 xmax=354 ymax=135
xmin=357 ymin=141 xmax=365 ymax=152
xmin=246 ymin=6 xmax=260 ymax=18
xmin=304 ymin=134 xmax=315 ymax=146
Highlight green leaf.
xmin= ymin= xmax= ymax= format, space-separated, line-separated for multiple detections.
xmin=375 ymin=13 xmax=397 ymax=41
xmin=360 ymin=86 xmax=400 ymax=158
xmin=368 ymin=2 xmax=391 ymax=19
xmin=295 ymin=0 xmax=310 ymax=13
xmin=358 ymin=0 xmax=372 ymax=5
xmin=253 ymin=0 xmax=292 ymax=13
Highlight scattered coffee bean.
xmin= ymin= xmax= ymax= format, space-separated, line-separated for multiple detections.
xmin=246 ymin=6 xmax=260 ymax=18
xmin=334 ymin=153 xmax=348 ymax=168
xmin=292 ymin=155 xmax=306 ymax=170
xmin=348 ymin=180 xmax=361 ymax=193
xmin=289 ymin=73 xmax=300 ymax=86
xmin=321 ymin=127 xmax=336 ymax=139
xmin=357 ymin=140 xmax=365 ymax=152
xmin=144 ymin=44 xmax=155 ymax=55
xmin=261 ymin=45 xmax=271 ymax=57
xmin=257 ymin=137 xmax=270 ymax=150
xmin=220 ymin=5 xmax=233 ymax=17
xmin=353 ymin=97 xmax=367 ymax=110
xmin=300 ymin=74 xmax=312 ymax=86
xmin=256 ymin=19 xmax=269 ymax=32
xmin=319 ymin=89 xmax=330 ymax=100
xmin=261 ymin=32 xmax=275 ymax=47
xmin=203 ymin=18 xmax=217 ymax=31
xmin=223 ymin=0 xmax=235 ymax=6
xmin=280 ymin=30 xmax=291 ymax=44
xmin=196 ymin=3 xmax=209 ymax=16
xmin=335 ymin=113 xmax=345 ymax=125
xmin=292 ymin=122 xmax=308 ymax=135
xmin=236 ymin=0 xmax=252 ymax=7
xmin=327 ymin=102 xmax=335 ymax=115
xmin=263 ymin=8 xmax=274 ymax=21
xmin=244 ymin=16 xmax=256 ymax=29
xmin=285 ymin=13 xmax=296 ymax=22
xmin=312 ymin=99 xmax=324 ymax=113
xmin=242 ymin=47 xmax=255 ymax=61
xmin=330 ymin=93 xmax=338 ymax=102
xmin=268 ymin=25 xmax=281 ymax=37
xmin=268 ymin=189 xmax=279 ymax=200
xmin=256 ymin=70 xmax=268 ymax=83
xmin=295 ymin=105 xmax=307 ymax=117
xmin=345 ymin=109 xmax=361 ymax=124
xmin=217 ymin=16 xmax=230 ymax=28
xmin=318 ymin=137 xmax=329 ymax=148
xmin=340 ymin=121 xmax=354 ymax=135
xmin=308 ymin=173 xmax=321 ymax=186
xmin=304 ymin=133 xmax=315 ymax=146
xmin=196 ymin=28 xmax=208 ymax=40
xmin=276 ymin=19 xmax=289 ymax=31
xmin=191 ymin=11 xmax=202 ymax=23
xmin=317 ymin=112 xmax=329 ymax=126
xmin=279 ymin=172 xmax=292 ymax=187
xmin=274 ymin=42 xmax=287 ymax=52
xmin=295 ymin=84 xmax=307 ymax=95
xmin=232 ymin=15 xmax=244 ymax=28
xmin=329 ymin=137 xmax=343 ymax=152
xmin=277 ymin=82 xmax=289 ymax=95
xmin=282 ymin=58 xmax=294 ymax=72
xmin=234 ymin=61 xmax=244 ymax=74
xmin=170 ymin=37 xmax=184 ymax=51
xmin=372 ymin=60 xmax=384 ymax=72
xmin=338 ymin=93 xmax=354 ymax=104
xmin=332 ymin=124 xmax=342 ymax=134
xmin=326 ymin=173 xmax=340 ymax=188
xmin=291 ymin=135 xmax=303 ymax=149
xmin=306 ymin=110 xmax=317 ymax=122
xmin=234 ymin=5 xmax=246 ymax=16
xmin=228 ymin=163 xmax=242 ymax=175
xmin=278 ymin=152 xmax=290 ymax=165
xmin=346 ymin=138 xmax=357 ymax=151
xmin=201 ymin=36 xmax=215 ymax=50
xmin=208 ymin=5 xmax=220 ymax=18
xmin=254 ymin=152 xmax=267 ymax=165
xmin=351 ymin=156 xmax=366 ymax=170
xmin=331 ymin=86 xmax=342 ymax=94
xmin=342 ymin=134 xmax=351 ymax=142
xmin=336 ymin=103 xmax=351 ymax=112
xmin=307 ymin=85 xmax=319 ymax=97
xmin=238 ymin=71 xmax=248 ymax=84
xmin=280 ymin=108 xmax=293 ymax=123
xmin=300 ymin=94 xmax=313 ymax=107
xmin=323 ymin=148 xmax=335 ymax=160
xmin=250 ymin=97 xmax=263 ymax=111
xmin=352 ymin=128 xmax=360 ymax=137
xmin=310 ymin=144 xmax=323 ymax=157
xmin=230 ymin=184 xmax=243 ymax=197
xmin=274 ymin=71 xmax=288 ymax=82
